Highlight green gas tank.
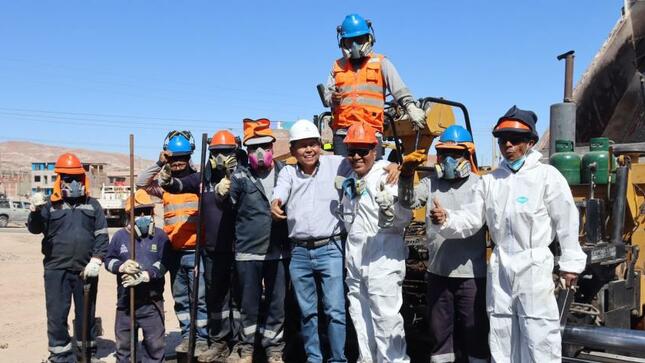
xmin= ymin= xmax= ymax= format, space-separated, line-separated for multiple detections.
xmin=581 ymin=137 xmax=615 ymax=184
xmin=550 ymin=139 xmax=581 ymax=185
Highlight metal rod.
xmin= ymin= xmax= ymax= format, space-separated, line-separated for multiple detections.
xmin=611 ymin=165 xmax=629 ymax=245
xmin=557 ymin=50 xmax=575 ymax=102
xmin=128 ymin=133 xmax=137 ymax=362
xmin=187 ymin=133 xmax=209 ymax=362
xmin=563 ymin=324 xmax=645 ymax=356
xmin=81 ymin=280 xmax=91 ymax=363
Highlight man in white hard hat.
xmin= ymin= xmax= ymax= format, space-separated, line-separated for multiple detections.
xmin=271 ymin=119 xmax=399 ymax=363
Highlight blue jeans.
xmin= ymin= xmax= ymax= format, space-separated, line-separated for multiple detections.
xmin=168 ymin=250 xmax=209 ymax=341
xmin=289 ymin=239 xmax=347 ymax=363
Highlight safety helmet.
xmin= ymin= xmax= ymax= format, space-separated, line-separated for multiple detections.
xmin=163 ymin=130 xmax=195 ymax=156
xmin=343 ymin=123 xmax=378 ymax=145
xmin=125 ymin=189 xmax=155 ymax=213
xmin=492 ymin=105 xmax=539 ymax=142
xmin=243 ymin=118 xmax=276 ymax=146
xmin=209 ymin=130 xmax=237 ymax=150
xmin=338 ymin=14 xmax=372 ymax=39
xmin=54 ymin=153 xmax=85 ymax=175
xmin=439 ymin=125 xmax=473 ymax=143
xmin=289 ymin=119 xmax=321 ymax=142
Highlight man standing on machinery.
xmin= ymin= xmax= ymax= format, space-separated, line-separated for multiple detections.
xmin=399 ymin=125 xmax=489 ymax=363
xmin=424 ymin=106 xmax=587 ymax=362
xmin=323 ymin=13 xmax=427 ymax=157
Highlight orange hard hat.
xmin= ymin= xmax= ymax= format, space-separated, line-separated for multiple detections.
xmin=343 ymin=123 xmax=378 ymax=145
xmin=125 ymin=189 xmax=155 ymax=213
xmin=54 ymin=153 xmax=85 ymax=175
xmin=243 ymin=118 xmax=276 ymax=146
xmin=209 ymin=130 xmax=237 ymax=150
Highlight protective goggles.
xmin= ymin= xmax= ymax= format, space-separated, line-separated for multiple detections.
xmin=61 ymin=174 xmax=83 ymax=183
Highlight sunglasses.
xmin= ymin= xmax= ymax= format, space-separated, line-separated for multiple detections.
xmin=497 ymin=135 xmax=531 ymax=145
xmin=347 ymin=147 xmax=373 ymax=157
xmin=247 ymin=143 xmax=273 ymax=151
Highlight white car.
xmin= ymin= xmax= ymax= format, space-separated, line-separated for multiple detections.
xmin=0 ymin=199 xmax=31 ymax=227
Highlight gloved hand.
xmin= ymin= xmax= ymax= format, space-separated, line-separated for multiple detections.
xmin=83 ymin=257 xmax=102 ymax=278
xmin=122 ymin=271 xmax=150 ymax=288
xmin=375 ymin=182 xmax=395 ymax=228
xmin=118 ymin=259 xmax=141 ymax=274
xmin=216 ymin=176 xmax=232 ymax=197
xmin=224 ymin=155 xmax=238 ymax=174
xmin=400 ymin=150 xmax=428 ymax=176
xmin=29 ymin=192 xmax=47 ymax=212
xmin=158 ymin=164 xmax=172 ymax=186
xmin=405 ymin=102 xmax=427 ymax=130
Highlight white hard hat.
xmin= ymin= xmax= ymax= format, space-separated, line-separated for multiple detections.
xmin=289 ymin=119 xmax=321 ymax=142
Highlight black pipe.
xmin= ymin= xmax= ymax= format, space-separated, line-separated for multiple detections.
xmin=611 ymin=166 xmax=629 ymax=246
xmin=563 ymin=324 xmax=645 ymax=356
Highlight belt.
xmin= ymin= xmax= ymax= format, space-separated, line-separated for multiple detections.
xmin=293 ymin=235 xmax=342 ymax=249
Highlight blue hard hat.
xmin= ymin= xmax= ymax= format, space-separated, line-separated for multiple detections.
xmin=339 ymin=14 xmax=371 ymax=39
xmin=439 ymin=125 xmax=473 ymax=143
xmin=164 ymin=130 xmax=195 ymax=156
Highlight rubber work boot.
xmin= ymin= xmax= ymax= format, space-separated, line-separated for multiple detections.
xmin=175 ymin=337 xmax=190 ymax=354
xmin=267 ymin=350 xmax=284 ymax=363
xmin=198 ymin=341 xmax=230 ymax=363
xmin=195 ymin=340 xmax=209 ymax=357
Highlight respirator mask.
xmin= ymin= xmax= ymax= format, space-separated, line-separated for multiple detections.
xmin=134 ymin=215 xmax=155 ymax=238
xmin=61 ymin=174 xmax=86 ymax=198
xmin=248 ymin=146 xmax=274 ymax=170
xmin=435 ymin=156 xmax=471 ymax=180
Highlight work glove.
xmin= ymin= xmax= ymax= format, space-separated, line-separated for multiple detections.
xmin=224 ymin=155 xmax=238 ymax=174
xmin=118 ymin=259 xmax=141 ymax=274
xmin=400 ymin=150 xmax=428 ymax=176
xmin=216 ymin=176 xmax=232 ymax=197
xmin=375 ymin=182 xmax=395 ymax=228
xmin=158 ymin=164 xmax=172 ymax=186
xmin=29 ymin=192 xmax=47 ymax=212
xmin=405 ymin=102 xmax=427 ymax=130
xmin=83 ymin=257 xmax=102 ymax=279
xmin=122 ymin=271 xmax=150 ymax=288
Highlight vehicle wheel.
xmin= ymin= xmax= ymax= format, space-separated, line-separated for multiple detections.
xmin=0 ymin=215 xmax=8 ymax=228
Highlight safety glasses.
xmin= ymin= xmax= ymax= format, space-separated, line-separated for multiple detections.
xmin=247 ymin=143 xmax=273 ymax=152
xmin=61 ymin=174 xmax=83 ymax=183
xmin=497 ymin=135 xmax=531 ymax=145
xmin=347 ymin=146 xmax=374 ymax=158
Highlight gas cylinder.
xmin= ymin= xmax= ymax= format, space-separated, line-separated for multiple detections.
xmin=581 ymin=137 xmax=615 ymax=184
xmin=550 ymin=139 xmax=581 ymax=185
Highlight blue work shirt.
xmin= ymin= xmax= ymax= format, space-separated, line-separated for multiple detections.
xmin=105 ymin=227 xmax=170 ymax=309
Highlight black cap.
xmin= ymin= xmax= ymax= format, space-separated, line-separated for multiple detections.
xmin=492 ymin=105 xmax=539 ymax=141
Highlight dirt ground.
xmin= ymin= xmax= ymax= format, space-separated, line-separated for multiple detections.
xmin=0 ymin=227 xmax=181 ymax=363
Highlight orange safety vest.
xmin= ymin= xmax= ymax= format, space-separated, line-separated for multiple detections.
xmin=162 ymin=192 xmax=199 ymax=250
xmin=332 ymin=53 xmax=386 ymax=132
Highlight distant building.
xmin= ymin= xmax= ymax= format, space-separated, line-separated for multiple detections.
xmin=31 ymin=161 xmax=108 ymax=196
xmin=0 ymin=170 xmax=31 ymax=199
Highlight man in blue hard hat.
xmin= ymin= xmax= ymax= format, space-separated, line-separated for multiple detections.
xmin=136 ymin=130 xmax=210 ymax=359
xmin=323 ymin=13 xmax=427 ymax=157
xmin=399 ymin=125 xmax=490 ymax=363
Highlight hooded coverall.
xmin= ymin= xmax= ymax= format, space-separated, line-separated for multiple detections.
xmin=340 ymin=160 xmax=411 ymax=363
xmin=430 ymin=150 xmax=587 ymax=362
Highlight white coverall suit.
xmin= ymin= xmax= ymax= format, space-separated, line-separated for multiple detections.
xmin=431 ymin=150 xmax=587 ymax=362
xmin=341 ymin=160 xmax=412 ymax=363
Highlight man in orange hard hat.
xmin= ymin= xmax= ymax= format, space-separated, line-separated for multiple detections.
xmin=159 ymin=130 xmax=240 ymax=362
xmin=338 ymin=123 xmax=412 ymax=363
xmin=28 ymin=153 xmax=109 ymax=363
xmin=216 ymin=119 xmax=290 ymax=363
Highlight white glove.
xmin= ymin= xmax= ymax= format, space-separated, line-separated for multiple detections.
xmin=118 ymin=259 xmax=141 ymax=274
xmin=158 ymin=164 xmax=172 ymax=186
xmin=405 ymin=102 xmax=427 ymax=130
xmin=216 ymin=176 xmax=232 ymax=197
xmin=375 ymin=182 xmax=395 ymax=228
xmin=83 ymin=257 xmax=102 ymax=278
xmin=29 ymin=192 xmax=47 ymax=212
xmin=122 ymin=271 xmax=150 ymax=288
xmin=224 ymin=155 xmax=238 ymax=173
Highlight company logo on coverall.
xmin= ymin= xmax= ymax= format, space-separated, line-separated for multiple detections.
xmin=516 ymin=196 xmax=529 ymax=205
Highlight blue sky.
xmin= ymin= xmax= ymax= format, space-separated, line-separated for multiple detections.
xmin=1 ymin=1 xmax=621 ymax=165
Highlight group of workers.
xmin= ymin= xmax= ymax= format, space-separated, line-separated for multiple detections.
xmin=26 ymin=12 xmax=587 ymax=363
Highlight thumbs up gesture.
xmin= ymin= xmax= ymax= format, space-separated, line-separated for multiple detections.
xmin=430 ymin=197 xmax=447 ymax=225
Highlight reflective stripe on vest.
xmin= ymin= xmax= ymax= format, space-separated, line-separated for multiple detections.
xmin=162 ymin=192 xmax=199 ymax=250
xmin=332 ymin=53 xmax=386 ymax=132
